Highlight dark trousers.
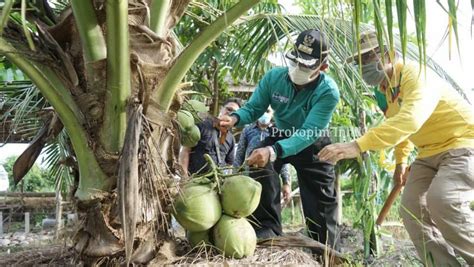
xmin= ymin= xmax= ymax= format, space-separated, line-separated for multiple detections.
xmin=247 ymin=167 xmax=283 ymax=236
xmin=255 ymin=134 xmax=338 ymax=247
xmin=273 ymin=155 xmax=338 ymax=247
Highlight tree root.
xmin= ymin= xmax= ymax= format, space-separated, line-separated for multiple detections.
xmin=74 ymin=204 xmax=122 ymax=257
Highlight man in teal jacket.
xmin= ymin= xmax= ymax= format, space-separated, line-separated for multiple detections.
xmin=220 ymin=29 xmax=340 ymax=247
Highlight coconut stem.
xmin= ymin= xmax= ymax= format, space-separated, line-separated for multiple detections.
xmin=203 ymin=154 xmax=221 ymax=193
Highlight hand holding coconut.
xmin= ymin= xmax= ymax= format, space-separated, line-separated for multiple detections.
xmin=246 ymin=147 xmax=272 ymax=167
xmin=219 ymin=114 xmax=238 ymax=129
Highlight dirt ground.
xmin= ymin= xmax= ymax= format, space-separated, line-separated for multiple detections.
xmin=336 ymin=223 xmax=422 ymax=266
xmin=0 ymin=223 xmax=428 ymax=266
xmin=279 ymin=223 xmax=422 ymax=266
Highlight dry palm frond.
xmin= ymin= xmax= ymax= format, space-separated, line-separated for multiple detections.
xmin=258 ymin=232 xmax=350 ymax=265
xmin=129 ymin=106 xmax=180 ymax=264
xmin=118 ymin=104 xmax=142 ymax=263
xmin=170 ymin=243 xmax=321 ymax=266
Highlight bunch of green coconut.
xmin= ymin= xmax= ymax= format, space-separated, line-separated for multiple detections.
xmin=172 ymin=155 xmax=262 ymax=259
xmin=176 ymin=99 xmax=208 ymax=147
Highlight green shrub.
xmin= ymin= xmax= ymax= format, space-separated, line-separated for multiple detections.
xmin=1 ymin=156 xmax=54 ymax=192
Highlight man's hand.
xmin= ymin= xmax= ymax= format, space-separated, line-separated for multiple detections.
xmin=246 ymin=147 xmax=271 ymax=167
xmin=282 ymin=184 xmax=291 ymax=202
xmin=393 ymin=163 xmax=408 ymax=186
xmin=219 ymin=114 xmax=238 ymax=129
xmin=318 ymin=141 xmax=361 ymax=164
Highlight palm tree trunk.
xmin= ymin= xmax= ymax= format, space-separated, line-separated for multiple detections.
xmin=0 ymin=0 xmax=261 ymax=264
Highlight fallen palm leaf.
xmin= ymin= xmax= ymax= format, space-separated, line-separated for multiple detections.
xmin=13 ymin=112 xmax=63 ymax=185
xmin=258 ymin=232 xmax=351 ymax=265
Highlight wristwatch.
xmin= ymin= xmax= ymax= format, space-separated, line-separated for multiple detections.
xmin=267 ymin=146 xmax=277 ymax=162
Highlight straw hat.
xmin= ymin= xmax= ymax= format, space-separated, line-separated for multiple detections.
xmin=346 ymin=31 xmax=380 ymax=62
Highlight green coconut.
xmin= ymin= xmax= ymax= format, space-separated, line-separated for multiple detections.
xmin=187 ymin=230 xmax=211 ymax=247
xmin=177 ymin=110 xmax=195 ymax=130
xmin=183 ymin=100 xmax=208 ymax=122
xmin=183 ymin=99 xmax=208 ymax=113
xmin=173 ymin=182 xmax=222 ymax=232
xmin=212 ymin=215 xmax=257 ymax=259
xmin=180 ymin=125 xmax=201 ymax=147
xmin=220 ymin=175 xmax=262 ymax=218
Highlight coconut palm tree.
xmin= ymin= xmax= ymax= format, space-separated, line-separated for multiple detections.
xmin=1 ymin=0 xmax=264 ymax=264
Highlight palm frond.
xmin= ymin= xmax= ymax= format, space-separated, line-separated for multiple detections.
xmin=447 ymin=0 xmax=461 ymax=60
xmin=0 ymin=0 xmax=14 ymax=35
xmin=1 ymin=80 xmax=47 ymax=143
xmin=413 ymin=0 xmax=427 ymax=70
xmin=21 ymin=0 xmax=36 ymax=51
xmin=42 ymin=129 xmax=75 ymax=196
xmin=395 ymin=0 xmax=407 ymax=61
xmin=385 ymin=0 xmax=395 ymax=56
xmin=223 ymin=13 xmax=469 ymax=104
xmin=471 ymin=0 xmax=474 ymax=37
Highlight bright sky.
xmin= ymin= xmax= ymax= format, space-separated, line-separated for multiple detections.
xmin=420 ymin=1 xmax=474 ymax=97
xmin=1 ymin=2 xmax=473 ymax=165
xmin=278 ymin=0 xmax=474 ymax=99
xmin=0 ymin=143 xmax=30 ymax=164
xmin=0 ymin=143 xmax=49 ymax=170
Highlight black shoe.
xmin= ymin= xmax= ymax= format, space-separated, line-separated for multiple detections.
xmin=255 ymin=228 xmax=277 ymax=241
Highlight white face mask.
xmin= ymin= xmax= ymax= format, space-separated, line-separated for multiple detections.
xmin=287 ymin=62 xmax=319 ymax=85
xmin=257 ymin=113 xmax=272 ymax=125
xmin=360 ymin=59 xmax=386 ymax=86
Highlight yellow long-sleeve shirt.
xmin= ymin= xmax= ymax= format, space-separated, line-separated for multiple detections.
xmin=356 ymin=60 xmax=474 ymax=163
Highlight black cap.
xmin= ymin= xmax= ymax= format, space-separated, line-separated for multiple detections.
xmin=286 ymin=29 xmax=330 ymax=68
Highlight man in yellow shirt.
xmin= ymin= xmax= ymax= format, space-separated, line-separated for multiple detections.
xmin=319 ymin=31 xmax=474 ymax=266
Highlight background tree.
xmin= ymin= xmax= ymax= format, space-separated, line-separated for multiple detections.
xmin=2 ymin=156 xmax=54 ymax=192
